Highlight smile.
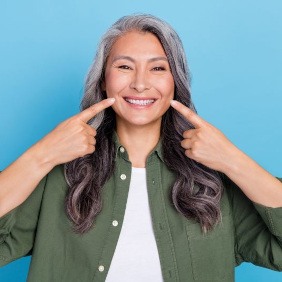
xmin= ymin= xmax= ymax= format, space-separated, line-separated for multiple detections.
xmin=125 ymin=98 xmax=155 ymax=106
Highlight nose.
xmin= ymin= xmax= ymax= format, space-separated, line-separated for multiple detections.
xmin=129 ymin=69 xmax=151 ymax=93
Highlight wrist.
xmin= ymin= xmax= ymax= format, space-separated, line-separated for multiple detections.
xmin=23 ymin=141 xmax=56 ymax=172
xmin=220 ymin=146 xmax=246 ymax=176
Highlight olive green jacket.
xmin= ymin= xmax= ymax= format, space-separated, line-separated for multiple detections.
xmin=1 ymin=142 xmax=282 ymax=281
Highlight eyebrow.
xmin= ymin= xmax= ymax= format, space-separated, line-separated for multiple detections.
xmin=112 ymin=55 xmax=168 ymax=63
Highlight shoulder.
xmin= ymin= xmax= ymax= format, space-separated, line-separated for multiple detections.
xmin=43 ymin=164 xmax=68 ymax=191
xmin=220 ymin=174 xmax=255 ymax=220
xmin=47 ymin=165 xmax=65 ymax=182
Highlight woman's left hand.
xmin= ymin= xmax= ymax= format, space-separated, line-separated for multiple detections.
xmin=170 ymin=100 xmax=240 ymax=173
xmin=171 ymin=100 xmax=282 ymax=207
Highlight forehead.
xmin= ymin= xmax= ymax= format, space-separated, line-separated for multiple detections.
xmin=108 ymin=31 xmax=167 ymax=58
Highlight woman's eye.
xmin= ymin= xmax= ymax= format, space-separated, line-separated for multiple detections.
xmin=118 ymin=65 xmax=131 ymax=70
xmin=152 ymin=66 xmax=166 ymax=71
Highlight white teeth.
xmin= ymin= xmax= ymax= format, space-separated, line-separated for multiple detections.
xmin=125 ymin=98 xmax=155 ymax=105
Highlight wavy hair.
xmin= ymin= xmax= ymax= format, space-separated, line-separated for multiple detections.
xmin=64 ymin=14 xmax=223 ymax=233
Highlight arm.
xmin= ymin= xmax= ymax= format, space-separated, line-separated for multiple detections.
xmin=221 ymin=147 xmax=282 ymax=207
xmin=0 ymin=98 xmax=115 ymax=217
xmin=170 ymin=100 xmax=282 ymax=208
xmin=0 ymin=145 xmax=54 ymax=217
xmin=0 ymin=174 xmax=47 ymax=265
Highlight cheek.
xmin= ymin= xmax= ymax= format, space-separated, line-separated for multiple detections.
xmin=155 ymin=77 xmax=175 ymax=98
xmin=105 ymin=71 xmax=129 ymax=96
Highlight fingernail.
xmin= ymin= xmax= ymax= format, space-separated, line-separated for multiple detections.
xmin=170 ymin=100 xmax=177 ymax=106
xmin=108 ymin=98 xmax=115 ymax=103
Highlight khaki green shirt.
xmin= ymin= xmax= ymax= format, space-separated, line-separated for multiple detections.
xmin=1 ymin=141 xmax=282 ymax=281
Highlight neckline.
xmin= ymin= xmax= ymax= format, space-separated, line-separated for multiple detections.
xmin=132 ymin=167 xmax=146 ymax=170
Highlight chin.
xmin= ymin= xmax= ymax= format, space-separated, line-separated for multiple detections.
xmin=132 ymin=118 xmax=161 ymax=127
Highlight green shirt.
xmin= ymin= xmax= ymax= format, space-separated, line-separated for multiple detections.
xmin=1 ymin=141 xmax=282 ymax=281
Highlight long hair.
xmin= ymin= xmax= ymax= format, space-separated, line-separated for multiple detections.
xmin=64 ymin=14 xmax=223 ymax=234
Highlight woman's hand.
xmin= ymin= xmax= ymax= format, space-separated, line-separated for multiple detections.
xmin=32 ymin=98 xmax=115 ymax=167
xmin=170 ymin=99 xmax=282 ymax=207
xmin=170 ymin=100 xmax=239 ymax=173
xmin=0 ymin=98 xmax=115 ymax=217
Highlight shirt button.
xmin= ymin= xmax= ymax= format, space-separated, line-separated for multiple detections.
xmin=112 ymin=220 xmax=118 ymax=227
xmin=98 ymin=265 xmax=104 ymax=272
xmin=120 ymin=174 xmax=126 ymax=180
xmin=120 ymin=146 xmax=125 ymax=153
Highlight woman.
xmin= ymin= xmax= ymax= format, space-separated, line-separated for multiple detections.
xmin=0 ymin=14 xmax=281 ymax=282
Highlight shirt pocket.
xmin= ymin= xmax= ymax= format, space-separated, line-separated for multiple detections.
xmin=185 ymin=213 xmax=235 ymax=281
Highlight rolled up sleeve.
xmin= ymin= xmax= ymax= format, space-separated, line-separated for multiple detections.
xmin=225 ymin=176 xmax=282 ymax=271
xmin=0 ymin=175 xmax=47 ymax=266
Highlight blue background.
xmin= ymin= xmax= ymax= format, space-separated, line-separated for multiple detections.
xmin=0 ymin=0 xmax=281 ymax=281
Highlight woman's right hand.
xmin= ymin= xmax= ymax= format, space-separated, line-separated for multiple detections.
xmin=0 ymin=98 xmax=115 ymax=217
xmin=31 ymin=98 xmax=115 ymax=167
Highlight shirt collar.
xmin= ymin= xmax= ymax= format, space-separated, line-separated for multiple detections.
xmin=112 ymin=131 xmax=165 ymax=164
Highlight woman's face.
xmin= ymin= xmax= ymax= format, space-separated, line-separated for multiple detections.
xmin=104 ymin=31 xmax=175 ymax=128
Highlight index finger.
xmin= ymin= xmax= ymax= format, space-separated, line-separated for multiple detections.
xmin=170 ymin=100 xmax=203 ymax=128
xmin=78 ymin=98 xmax=115 ymax=122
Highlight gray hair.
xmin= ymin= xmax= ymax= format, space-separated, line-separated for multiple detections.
xmin=82 ymin=14 xmax=193 ymax=128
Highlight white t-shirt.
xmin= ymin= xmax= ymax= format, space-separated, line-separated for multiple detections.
xmin=106 ymin=167 xmax=163 ymax=281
